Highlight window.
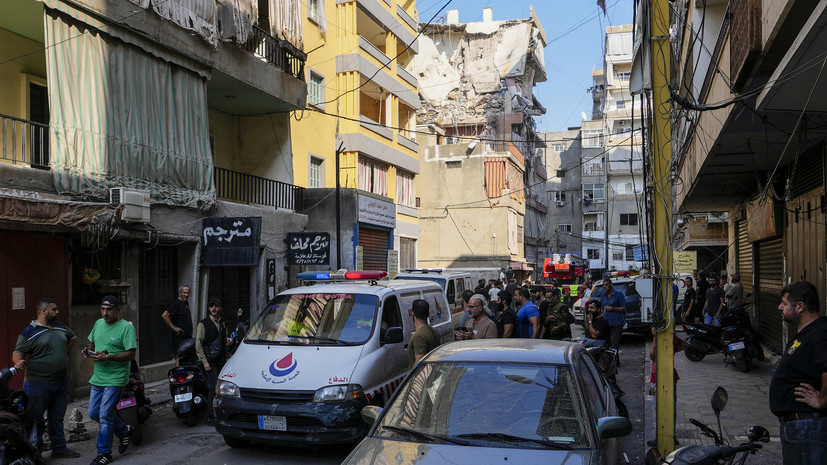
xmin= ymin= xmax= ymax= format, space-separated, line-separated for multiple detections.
xmin=358 ymin=158 xmax=388 ymax=196
xmin=582 ymin=130 xmax=604 ymax=148
xmin=583 ymin=184 xmax=605 ymax=201
xmin=613 ymin=250 xmax=625 ymax=261
xmin=556 ymin=170 xmax=566 ymax=178
xmin=396 ymin=170 xmax=415 ymax=207
xmin=583 ymin=157 xmax=604 ymax=176
xmin=308 ymin=70 xmax=324 ymax=107
xmin=620 ymin=213 xmax=638 ymax=226
xmin=584 ymin=213 xmax=604 ymax=232
xmin=307 ymin=0 xmax=327 ymax=31
xmin=309 ymin=157 xmax=323 ymax=188
xmin=616 ymin=71 xmax=631 ymax=82
xmin=558 ymin=224 xmax=572 ymax=233
xmin=553 ymin=144 xmax=565 ymax=152
xmin=29 ymin=82 xmax=49 ymax=167
xmin=616 ymin=100 xmax=626 ymax=110
xmin=553 ymin=191 xmax=566 ymax=202
xmin=587 ymin=249 xmax=600 ymax=260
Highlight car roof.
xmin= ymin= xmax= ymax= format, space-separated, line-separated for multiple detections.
xmin=281 ymin=279 xmax=444 ymax=296
xmin=422 ymin=339 xmax=583 ymax=365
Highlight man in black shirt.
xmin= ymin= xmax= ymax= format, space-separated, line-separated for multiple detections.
xmin=769 ymin=281 xmax=827 ymax=465
xmin=162 ymin=285 xmax=193 ymax=354
xmin=585 ymin=301 xmax=611 ymax=346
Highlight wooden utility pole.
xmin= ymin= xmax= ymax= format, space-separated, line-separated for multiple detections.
xmin=650 ymin=0 xmax=676 ymax=455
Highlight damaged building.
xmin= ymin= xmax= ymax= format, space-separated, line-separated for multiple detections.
xmin=410 ymin=7 xmax=548 ymax=279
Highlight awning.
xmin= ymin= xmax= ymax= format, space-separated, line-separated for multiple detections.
xmin=0 ymin=191 xmax=115 ymax=227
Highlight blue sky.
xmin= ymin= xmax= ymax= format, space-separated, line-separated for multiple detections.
xmin=414 ymin=0 xmax=635 ymax=132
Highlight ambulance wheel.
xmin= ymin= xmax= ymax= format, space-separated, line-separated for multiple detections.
xmin=223 ymin=436 xmax=250 ymax=448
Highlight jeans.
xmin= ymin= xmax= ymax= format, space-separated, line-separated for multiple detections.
xmin=780 ymin=416 xmax=827 ymax=465
xmin=88 ymin=385 xmax=128 ymax=455
xmin=23 ymin=379 xmax=70 ymax=452
xmin=704 ymin=313 xmax=720 ymax=326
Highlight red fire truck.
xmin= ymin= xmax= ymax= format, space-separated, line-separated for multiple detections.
xmin=542 ymin=254 xmax=589 ymax=307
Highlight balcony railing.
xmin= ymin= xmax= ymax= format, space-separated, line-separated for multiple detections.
xmin=1 ymin=113 xmax=49 ymax=169
xmin=242 ymin=26 xmax=307 ymax=80
xmin=215 ymin=167 xmax=304 ymax=211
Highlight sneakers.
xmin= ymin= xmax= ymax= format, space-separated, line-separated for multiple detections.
xmin=118 ymin=425 xmax=134 ymax=454
xmin=51 ymin=448 xmax=81 ymax=458
xmin=90 ymin=453 xmax=113 ymax=465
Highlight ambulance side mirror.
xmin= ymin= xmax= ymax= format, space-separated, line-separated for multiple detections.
xmin=383 ymin=327 xmax=403 ymax=345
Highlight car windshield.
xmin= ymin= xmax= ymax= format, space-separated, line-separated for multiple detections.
xmin=245 ymin=293 xmax=379 ymax=345
xmin=589 ymin=283 xmax=628 ymax=301
xmin=375 ymin=362 xmax=591 ymax=449
xmin=394 ymin=275 xmax=447 ymax=290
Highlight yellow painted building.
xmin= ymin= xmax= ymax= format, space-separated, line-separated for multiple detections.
xmin=291 ymin=0 xmax=421 ymax=271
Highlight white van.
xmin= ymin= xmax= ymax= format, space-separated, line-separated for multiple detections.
xmin=394 ymin=269 xmax=473 ymax=328
xmin=213 ymin=270 xmax=454 ymax=447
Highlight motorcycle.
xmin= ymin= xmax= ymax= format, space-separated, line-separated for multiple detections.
xmin=0 ymin=367 xmax=37 ymax=465
xmin=116 ymin=361 xmax=152 ymax=444
xmin=168 ymin=339 xmax=210 ymax=426
xmin=570 ymin=337 xmax=629 ymax=418
xmin=646 ymin=386 xmax=769 ymax=465
xmin=682 ymin=303 xmax=753 ymax=362
xmin=720 ymin=308 xmax=764 ymax=373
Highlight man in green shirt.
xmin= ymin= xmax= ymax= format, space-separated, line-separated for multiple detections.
xmin=408 ymin=299 xmax=442 ymax=368
xmin=82 ymin=296 xmax=137 ymax=465
xmin=12 ymin=297 xmax=80 ymax=459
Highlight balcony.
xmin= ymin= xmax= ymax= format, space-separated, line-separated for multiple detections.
xmin=215 ymin=167 xmax=303 ymax=211
xmin=240 ymin=26 xmax=306 ymax=81
xmin=1 ymin=114 xmax=49 ymax=169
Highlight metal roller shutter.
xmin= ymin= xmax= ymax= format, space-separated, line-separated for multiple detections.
xmin=359 ymin=227 xmax=389 ymax=271
xmin=755 ymin=238 xmax=784 ymax=352
xmin=736 ymin=220 xmax=753 ymax=298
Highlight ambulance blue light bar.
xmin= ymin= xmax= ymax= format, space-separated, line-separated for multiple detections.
xmin=296 ymin=270 xmax=387 ymax=281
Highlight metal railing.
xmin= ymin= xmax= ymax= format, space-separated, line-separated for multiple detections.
xmin=214 ymin=166 xmax=304 ymax=211
xmin=1 ymin=113 xmax=50 ymax=169
xmin=241 ymin=26 xmax=307 ymax=80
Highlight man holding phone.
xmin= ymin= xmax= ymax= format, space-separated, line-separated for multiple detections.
xmin=585 ymin=301 xmax=611 ymax=346
xmin=457 ymin=294 xmax=497 ymax=340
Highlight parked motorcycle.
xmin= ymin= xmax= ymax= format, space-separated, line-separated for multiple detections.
xmin=228 ymin=310 xmax=249 ymax=357
xmin=0 ymin=367 xmax=37 ymax=465
xmin=645 ymin=386 xmax=769 ymax=465
xmin=682 ymin=303 xmax=753 ymax=362
xmin=116 ymin=361 xmax=152 ymax=444
xmin=168 ymin=339 xmax=210 ymax=426
xmin=720 ymin=309 xmax=764 ymax=372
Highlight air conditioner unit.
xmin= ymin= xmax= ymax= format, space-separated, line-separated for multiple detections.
xmin=556 ymin=200 xmax=565 ymax=207
xmin=110 ymin=188 xmax=151 ymax=223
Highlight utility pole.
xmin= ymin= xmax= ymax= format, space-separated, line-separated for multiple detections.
xmin=650 ymin=0 xmax=676 ymax=455
xmin=335 ymin=141 xmax=345 ymax=269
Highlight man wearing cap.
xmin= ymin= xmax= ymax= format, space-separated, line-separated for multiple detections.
xmin=82 ymin=296 xmax=137 ymax=465
xmin=12 ymin=298 xmax=80 ymax=459
xmin=195 ymin=298 xmax=233 ymax=426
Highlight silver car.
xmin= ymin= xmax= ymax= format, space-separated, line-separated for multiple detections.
xmin=342 ymin=339 xmax=631 ymax=465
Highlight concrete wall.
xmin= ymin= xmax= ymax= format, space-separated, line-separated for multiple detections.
xmin=210 ymin=111 xmax=294 ymax=184
xmin=300 ymin=188 xmax=359 ymax=271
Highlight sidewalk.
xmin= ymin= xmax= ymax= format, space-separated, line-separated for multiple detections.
xmin=644 ymin=331 xmax=782 ymax=463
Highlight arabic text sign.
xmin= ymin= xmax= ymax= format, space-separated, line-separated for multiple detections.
xmin=358 ymin=195 xmax=396 ymax=228
xmin=202 ymin=217 xmax=262 ymax=266
xmin=287 ymin=233 xmax=331 ymax=265
xmin=387 ymin=250 xmax=399 ymax=279
xmin=674 ymin=251 xmax=697 ymax=274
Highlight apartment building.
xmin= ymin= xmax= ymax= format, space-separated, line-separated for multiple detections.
xmin=290 ymin=0 xmax=421 ymax=273
xmin=544 ymin=129 xmax=584 ymax=261
xmin=0 ymin=0 xmax=307 ymax=390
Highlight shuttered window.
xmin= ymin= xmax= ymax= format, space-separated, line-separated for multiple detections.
xmin=756 ymin=238 xmax=783 ymax=352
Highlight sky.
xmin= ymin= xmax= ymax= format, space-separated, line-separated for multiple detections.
xmin=414 ymin=0 xmax=635 ymax=133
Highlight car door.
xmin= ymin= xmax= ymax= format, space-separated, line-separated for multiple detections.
xmin=577 ymin=356 xmax=617 ymax=465
xmin=623 ymin=282 xmax=641 ymax=326
xmin=379 ymin=294 xmax=408 ymax=388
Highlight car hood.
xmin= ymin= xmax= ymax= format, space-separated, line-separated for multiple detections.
xmin=218 ymin=343 xmax=364 ymax=390
xmin=343 ymin=437 xmax=592 ymax=465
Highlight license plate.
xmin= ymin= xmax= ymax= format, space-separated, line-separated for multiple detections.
xmin=116 ymin=397 xmax=137 ymax=410
xmin=258 ymin=415 xmax=287 ymax=431
xmin=729 ymin=342 xmax=746 ymax=350
xmin=174 ymin=392 xmax=193 ymax=403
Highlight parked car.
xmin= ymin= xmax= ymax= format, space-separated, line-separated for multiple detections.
xmin=343 ymin=339 xmax=632 ymax=465
xmin=214 ymin=270 xmax=454 ymax=448
xmin=580 ymin=278 xmax=651 ymax=334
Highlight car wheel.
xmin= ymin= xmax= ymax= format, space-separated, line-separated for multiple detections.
xmin=223 ymin=435 xmax=250 ymax=448
xmin=684 ymin=348 xmax=705 ymax=362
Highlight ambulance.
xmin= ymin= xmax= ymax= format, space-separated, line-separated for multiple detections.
xmin=213 ymin=270 xmax=454 ymax=447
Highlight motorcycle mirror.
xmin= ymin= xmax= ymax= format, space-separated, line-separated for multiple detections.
xmin=711 ymin=386 xmax=728 ymax=414
xmin=644 ymin=447 xmax=662 ymax=465
xmin=747 ymin=425 xmax=770 ymax=443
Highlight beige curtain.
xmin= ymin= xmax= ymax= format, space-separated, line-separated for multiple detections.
xmin=126 ymin=0 xmax=217 ymax=45
xmin=270 ymin=0 xmax=303 ymax=50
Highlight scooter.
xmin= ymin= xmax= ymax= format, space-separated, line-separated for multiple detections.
xmin=682 ymin=303 xmax=753 ymax=362
xmin=645 ymin=386 xmax=769 ymax=465
xmin=720 ymin=309 xmax=764 ymax=373
xmin=0 ymin=367 xmax=37 ymax=465
xmin=168 ymin=339 xmax=210 ymax=426
xmin=116 ymin=361 xmax=152 ymax=444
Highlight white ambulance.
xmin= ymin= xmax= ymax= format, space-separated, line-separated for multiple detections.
xmin=213 ymin=270 xmax=454 ymax=447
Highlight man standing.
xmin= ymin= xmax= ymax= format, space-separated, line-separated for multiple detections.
xmin=83 ymin=296 xmax=137 ymax=465
xmin=408 ymin=299 xmax=442 ymax=368
xmin=600 ymin=279 xmax=627 ymax=362
xmin=12 ymin=298 xmax=80 ymax=459
xmin=769 ymin=281 xmax=827 ymax=465
xmin=495 ymin=291 xmax=518 ymax=338
xmin=195 ymin=298 xmax=232 ymax=426
xmin=682 ymin=276 xmax=698 ymax=323
xmin=540 ymin=288 xmax=571 ymax=340
xmin=457 ymin=294 xmax=497 ymax=340
xmin=515 ymin=288 xmax=541 ymax=338
xmin=726 ymin=274 xmax=744 ymax=309
xmin=499 ymin=268 xmax=506 ymax=283
xmin=585 ymin=301 xmax=611 ymax=346
xmin=162 ymin=285 xmax=193 ymax=352
xmin=702 ymin=275 xmax=726 ymax=325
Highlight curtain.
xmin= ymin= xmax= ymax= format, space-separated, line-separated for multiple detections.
xmin=45 ymin=9 xmax=215 ymax=209
xmin=126 ymin=0 xmax=217 ymax=45
xmin=270 ymin=0 xmax=303 ymax=50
